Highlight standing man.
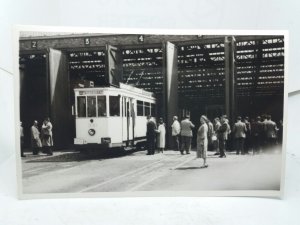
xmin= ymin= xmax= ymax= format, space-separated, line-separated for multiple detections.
xmin=251 ymin=116 xmax=264 ymax=154
xmin=217 ymin=116 xmax=230 ymax=158
xmin=277 ymin=120 xmax=283 ymax=145
xmin=20 ymin=122 xmax=25 ymax=157
xmin=207 ymin=119 xmax=214 ymax=151
xmin=265 ymin=115 xmax=277 ymax=149
xmin=244 ymin=116 xmax=251 ymax=154
xmin=213 ymin=117 xmax=221 ymax=155
xmin=41 ymin=117 xmax=54 ymax=156
xmin=180 ymin=115 xmax=195 ymax=155
xmin=31 ymin=120 xmax=42 ymax=155
xmin=233 ymin=116 xmax=247 ymax=155
xmin=146 ymin=115 xmax=157 ymax=155
xmin=261 ymin=114 xmax=268 ymax=150
xmin=171 ymin=116 xmax=181 ymax=152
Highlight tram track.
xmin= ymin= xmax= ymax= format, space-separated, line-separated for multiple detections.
xmin=78 ymin=153 xmax=195 ymax=192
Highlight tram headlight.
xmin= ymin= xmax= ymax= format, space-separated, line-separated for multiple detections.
xmin=88 ymin=129 xmax=96 ymax=136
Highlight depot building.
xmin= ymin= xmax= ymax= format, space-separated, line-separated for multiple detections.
xmin=19 ymin=33 xmax=285 ymax=149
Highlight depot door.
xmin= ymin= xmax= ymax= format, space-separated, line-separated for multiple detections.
xmin=105 ymin=45 xmax=123 ymax=86
xmin=49 ymin=48 xmax=73 ymax=149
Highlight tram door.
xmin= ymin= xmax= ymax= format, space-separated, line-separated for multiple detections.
xmin=122 ymin=97 xmax=135 ymax=146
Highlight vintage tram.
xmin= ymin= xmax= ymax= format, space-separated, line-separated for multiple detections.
xmin=73 ymin=83 xmax=156 ymax=152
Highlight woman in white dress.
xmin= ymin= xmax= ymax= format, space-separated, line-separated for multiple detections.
xmin=197 ymin=115 xmax=209 ymax=168
xmin=156 ymin=118 xmax=166 ymax=153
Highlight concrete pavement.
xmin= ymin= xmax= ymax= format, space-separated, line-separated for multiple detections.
xmin=21 ymin=149 xmax=281 ymax=193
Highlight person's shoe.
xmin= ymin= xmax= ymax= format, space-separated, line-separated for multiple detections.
xmin=47 ymin=153 xmax=53 ymax=156
xmin=186 ymin=152 xmax=190 ymax=154
xmin=214 ymin=152 xmax=220 ymax=155
xmin=180 ymin=152 xmax=184 ymax=155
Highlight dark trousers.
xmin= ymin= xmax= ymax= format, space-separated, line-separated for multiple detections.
xmin=32 ymin=147 xmax=41 ymax=155
xmin=147 ymin=136 xmax=155 ymax=155
xmin=244 ymin=133 xmax=251 ymax=153
xmin=235 ymin=137 xmax=245 ymax=154
xmin=266 ymin=138 xmax=276 ymax=149
xmin=181 ymin=136 xmax=192 ymax=153
xmin=21 ymin=139 xmax=25 ymax=156
xmin=219 ymin=138 xmax=226 ymax=156
xmin=172 ymin=135 xmax=180 ymax=151
xmin=252 ymin=135 xmax=261 ymax=153
xmin=39 ymin=146 xmax=53 ymax=155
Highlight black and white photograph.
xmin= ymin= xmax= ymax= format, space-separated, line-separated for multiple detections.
xmin=15 ymin=28 xmax=287 ymax=197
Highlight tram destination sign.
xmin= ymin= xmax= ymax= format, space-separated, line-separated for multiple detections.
xmin=79 ymin=90 xmax=104 ymax=95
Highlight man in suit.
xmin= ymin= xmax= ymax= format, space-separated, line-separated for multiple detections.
xmin=265 ymin=115 xmax=277 ymax=149
xmin=146 ymin=115 xmax=157 ymax=155
xmin=233 ymin=116 xmax=247 ymax=155
xmin=251 ymin=116 xmax=265 ymax=154
xmin=244 ymin=116 xmax=251 ymax=154
xmin=180 ymin=115 xmax=195 ymax=155
xmin=217 ymin=116 xmax=230 ymax=158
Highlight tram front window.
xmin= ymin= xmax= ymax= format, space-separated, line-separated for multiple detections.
xmin=77 ymin=96 xmax=86 ymax=117
xmin=144 ymin=102 xmax=150 ymax=116
xmin=87 ymin=96 xmax=96 ymax=117
xmin=109 ymin=96 xmax=120 ymax=116
xmin=97 ymin=96 xmax=107 ymax=116
xmin=151 ymin=103 xmax=156 ymax=117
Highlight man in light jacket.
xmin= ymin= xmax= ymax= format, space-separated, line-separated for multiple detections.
xmin=180 ymin=115 xmax=195 ymax=155
xmin=171 ymin=116 xmax=181 ymax=152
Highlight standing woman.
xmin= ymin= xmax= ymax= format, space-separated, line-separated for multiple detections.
xmin=41 ymin=117 xmax=53 ymax=156
xmin=197 ymin=115 xmax=209 ymax=168
xmin=156 ymin=118 xmax=166 ymax=153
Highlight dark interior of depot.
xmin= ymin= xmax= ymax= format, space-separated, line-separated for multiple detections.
xmin=19 ymin=35 xmax=284 ymax=149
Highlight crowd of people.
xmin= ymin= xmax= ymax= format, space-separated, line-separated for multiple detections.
xmin=20 ymin=117 xmax=54 ymax=157
xmin=146 ymin=114 xmax=283 ymax=168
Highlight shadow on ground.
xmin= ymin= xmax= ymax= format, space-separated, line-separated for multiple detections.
xmin=175 ymin=166 xmax=203 ymax=170
xmin=24 ymin=149 xmax=139 ymax=163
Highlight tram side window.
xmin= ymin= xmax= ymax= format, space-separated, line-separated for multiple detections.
xmin=109 ymin=96 xmax=120 ymax=116
xmin=77 ymin=96 xmax=86 ymax=117
xmin=97 ymin=96 xmax=107 ymax=116
xmin=137 ymin=100 xmax=143 ymax=116
xmin=151 ymin=103 xmax=156 ymax=117
xmin=144 ymin=102 xmax=150 ymax=116
xmin=87 ymin=96 xmax=96 ymax=117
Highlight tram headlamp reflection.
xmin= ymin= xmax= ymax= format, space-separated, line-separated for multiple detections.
xmin=88 ymin=129 xmax=96 ymax=136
